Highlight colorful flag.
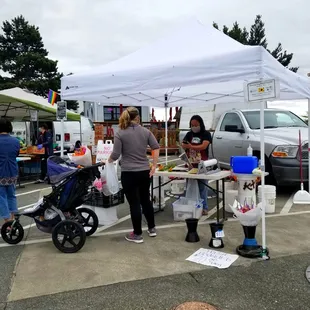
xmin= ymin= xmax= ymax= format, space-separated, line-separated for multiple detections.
xmin=48 ymin=89 xmax=58 ymax=106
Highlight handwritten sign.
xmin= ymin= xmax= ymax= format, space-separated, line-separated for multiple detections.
xmin=95 ymin=141 xmax=114 ymax=162
xmin=186 ymin=248 xmax=238 ymax=269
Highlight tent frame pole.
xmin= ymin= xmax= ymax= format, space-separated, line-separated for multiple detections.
xmin=260 ymin=100 xmax=268 ymax=260
xmin=60 ymin=119 xmax=64 ymax=157
xmin=308 ymin=98 xmax=310 ymax=193
xmin=164 ymin=94 xmax=168 ymax=165
xmin=80 ymin=120 xmax=82 ymax=144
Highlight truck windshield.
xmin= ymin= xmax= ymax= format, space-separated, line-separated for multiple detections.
xmin=242 ymin=110 xmax=307 ymax=129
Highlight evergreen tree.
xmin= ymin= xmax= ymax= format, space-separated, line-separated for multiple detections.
xmin=0 ymin=15 xmax=63 ymax=96
xmin=213 ymin=15 xmax=298 ymax=72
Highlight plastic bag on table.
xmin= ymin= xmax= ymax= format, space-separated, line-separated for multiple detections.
xmin=68 ymin=146 xmax=92 ymax=167
xmin=229 ymin=200 xmax=262 ymax=226
xmin=185 ymin=179 xmax=200 ymax=201
xmin=101 ymin=162 xmax=119 ymax=196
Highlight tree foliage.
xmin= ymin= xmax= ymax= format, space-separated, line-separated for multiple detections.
xmin=0 ymin=15 xmax=63 ymax=97
xmin=213 ymin=15 xmax=298 ymax=72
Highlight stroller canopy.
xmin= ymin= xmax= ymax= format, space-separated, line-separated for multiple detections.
xmin=48 ymin=156 xmax=77 ymax=185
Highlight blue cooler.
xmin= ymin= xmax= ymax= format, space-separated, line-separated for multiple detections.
xmin=230 ymin=156 xmax=258 ymax=174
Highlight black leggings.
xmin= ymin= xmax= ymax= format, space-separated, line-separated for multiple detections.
xmin=121 ymin=170 xmax=155 ymax=235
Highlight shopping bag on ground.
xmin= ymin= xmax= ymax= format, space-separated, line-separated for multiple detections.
xmin=185 ymin=179 xmax=200 ymax=201
xmin=101 ymin=162 xmax=119 ymax=196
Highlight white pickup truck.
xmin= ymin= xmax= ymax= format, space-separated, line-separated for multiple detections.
xmin=179 ymin=105 xmax=308 ymax=186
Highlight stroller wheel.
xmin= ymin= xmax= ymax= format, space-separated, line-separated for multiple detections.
xmin=75 ymin=207 xmax=99 ymax=236
xmin=1 ymin=221 xmax=24 ymax=244
xmin=52 ymin=220 xmax=86 ymax=253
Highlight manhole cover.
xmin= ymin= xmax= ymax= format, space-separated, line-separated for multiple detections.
xmin=171 ymin=302 xmax=220 ymax=310
xmin=306 ymin=265 xmax=310 ymax=283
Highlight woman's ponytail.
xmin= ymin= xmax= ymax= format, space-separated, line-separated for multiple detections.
xmin=119 ymin=107 xmax=140 ymax=130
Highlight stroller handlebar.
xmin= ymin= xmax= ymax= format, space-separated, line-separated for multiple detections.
xmin=79 ymin=162 xmax=105 ymax=171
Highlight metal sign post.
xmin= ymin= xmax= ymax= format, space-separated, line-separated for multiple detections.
xmin=56 ymin=101 xmax=67 ymax=157
xmin=244 ymin=78 xmax=280 ymax=260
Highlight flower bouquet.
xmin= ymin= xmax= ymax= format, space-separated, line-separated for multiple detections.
xmin=68 ymin=146 xmax=92 ymax=167
xmin=229 ymin=199 xmax=262 ymax=226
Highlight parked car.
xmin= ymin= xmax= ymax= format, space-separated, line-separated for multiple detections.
xmin=179 ymin=105 xmax=308 ymax=186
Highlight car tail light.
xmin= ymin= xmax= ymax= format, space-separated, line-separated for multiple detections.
xmin=64 ymin=133 xmax=70 ymax=142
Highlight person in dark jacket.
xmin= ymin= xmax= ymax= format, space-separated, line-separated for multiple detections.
xmin=0 ymin=119 xmax=20 ymax=223
xmin=35 ymin=123 xmax=53 ymax=184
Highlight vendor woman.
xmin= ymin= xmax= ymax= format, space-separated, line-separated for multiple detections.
xmin=182 ymin=115 xmax=212 ymax=215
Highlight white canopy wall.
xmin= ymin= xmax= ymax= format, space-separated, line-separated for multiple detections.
xmin=61 ymin=19 xmax=310 ymax=258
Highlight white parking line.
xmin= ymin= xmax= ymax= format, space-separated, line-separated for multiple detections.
xmin=16 ymin=188 xmax=51 ymax=197
xmin=19 ymin=181 xmax=36 ymax=186
xmin=18 ymin=203 xmax=35 ymax=210
xmin=203 ymin=202 xmax=223 ymax=220
xmin=280 ymin=193 xmax=295 ymax=214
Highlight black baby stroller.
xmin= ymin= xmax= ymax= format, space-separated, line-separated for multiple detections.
xmin=1 ymin=156 xmax=103 ymax=253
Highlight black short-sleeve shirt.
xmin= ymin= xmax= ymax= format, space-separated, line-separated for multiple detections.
xmin=183 ymin=130 xmax=212 ymax=165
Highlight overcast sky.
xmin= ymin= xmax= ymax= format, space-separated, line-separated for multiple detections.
xmin=1 ymin=0 xmax=309 ymax=76
xmin=1 ymin=0 xmax=309 ymax=117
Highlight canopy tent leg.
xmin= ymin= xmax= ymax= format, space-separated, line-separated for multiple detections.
xmin=79 ymin=120 xmax=82 ymax=144
xmin=60 ymin=119 xmax=64 ymax=157
xmin=260 ymin=100 xmax=269 ymax=259
xmin=164 ymin=95 xmax=168 ymax=165
xmin=308 ymin=99 xmax=310 ymax=193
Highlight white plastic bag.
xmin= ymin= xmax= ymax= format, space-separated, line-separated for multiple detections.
xmin=68 ymin=147 xmax=92 ymax=167
xmin=101 ymin=162 xmax=119 ymax=196
xmin=185 ymin=179 xmax=200 ymax=201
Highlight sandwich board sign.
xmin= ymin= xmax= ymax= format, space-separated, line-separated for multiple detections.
xmin=244 ymin=79 xmax=280 ymax=103
xmin=56 ymin=101 xmax=67 ymax=120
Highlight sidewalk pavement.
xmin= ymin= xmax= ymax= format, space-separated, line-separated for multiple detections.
xmin=1 ymin=213 xmax=310 ymax=309
xmin=3 ymin=253 xmax=310 ymax=310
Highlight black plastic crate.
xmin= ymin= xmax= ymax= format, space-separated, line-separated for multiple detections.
xmin=84 ymin=188 xmax=125 ymax=208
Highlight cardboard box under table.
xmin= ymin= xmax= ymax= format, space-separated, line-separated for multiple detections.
xmin=152 ymin=170 xmax=231 ymax=222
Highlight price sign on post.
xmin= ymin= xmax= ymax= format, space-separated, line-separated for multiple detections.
xmin=244 ymin=79 xmax=280 ymax=102
xmin=56 ymin=101 xmax=67 ymax=120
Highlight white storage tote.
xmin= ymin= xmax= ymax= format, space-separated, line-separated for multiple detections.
xmin=172 ymin=197 xmax=203 ymax=221
xmin=171 ymin=179 xmax=186 ymax=195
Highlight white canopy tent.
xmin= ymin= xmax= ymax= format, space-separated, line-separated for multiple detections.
xmin=61 ymin=19 xmax=310 ymax=258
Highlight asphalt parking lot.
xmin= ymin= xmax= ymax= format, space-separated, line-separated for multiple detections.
xmin=1 ymin=155 xmax=309 ymax=310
